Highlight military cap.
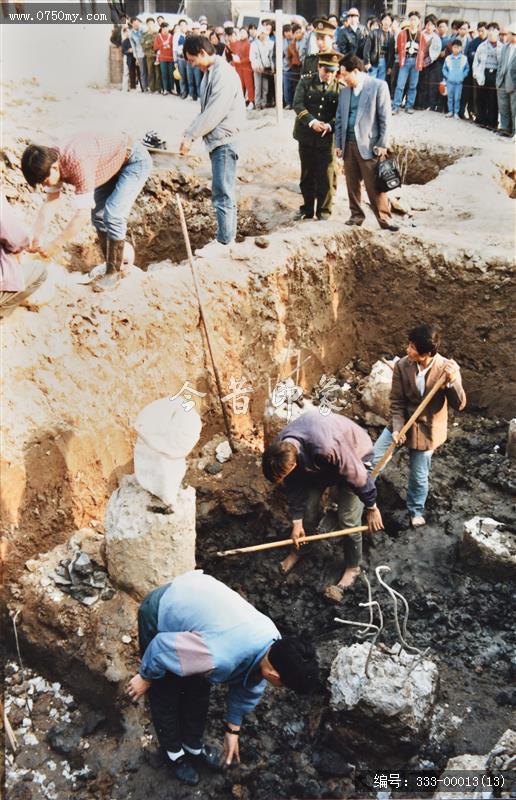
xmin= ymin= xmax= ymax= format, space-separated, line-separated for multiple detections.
xmin=313 ymin=17 xmax=337 ymax=36
xmin=318 ymin=51 xmax=342 ymax=71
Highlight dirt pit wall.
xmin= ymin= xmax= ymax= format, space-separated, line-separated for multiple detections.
xmin=2 ymin=224 xmax=515 ymax=575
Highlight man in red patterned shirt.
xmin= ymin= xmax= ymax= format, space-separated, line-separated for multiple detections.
xmin=21 ymin=131 xmax=152 ymax=290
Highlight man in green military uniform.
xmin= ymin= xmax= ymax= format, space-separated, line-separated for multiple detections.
xmin=293 ymin=51 xmax=341 ymax=221
xmin=302 ymin=17 xmax=337 ymax=79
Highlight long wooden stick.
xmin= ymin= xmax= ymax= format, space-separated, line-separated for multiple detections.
xmin=370 ymin=373 xmax=447 ymax=479
xmin=176 ymin=195 xmax=236 ymax=452
xmin=147 ymin=147 xmax=179 ymax=156
xmin=217 ymin=525 xmax=369 ymax=557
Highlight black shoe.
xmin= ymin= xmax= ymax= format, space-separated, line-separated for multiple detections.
xmin=189 ymin=744 xmax=223 ymax=772
xmin=294 ymin=210 xmax=314 ymax=220
xmin=380 ymin=222 xmax=399 ymax=232
xmin=345 ymin=218 xmax=363 ymax=226
xmin=317 ymin=213 xmax=331 ymax=221
xmin=168 ymin=755 xmax=199 ymax=785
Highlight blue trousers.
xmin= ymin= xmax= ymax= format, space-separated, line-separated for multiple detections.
xmin=209 ymin=143 xmax=238 ymax=244
xmin=370 ymin=56 xmax=387 ymax=82
xmin=159 ymin=61 xmax=174 ymax=93
xmin=176 ymin=57 xmax=188 ymax=97
xmin=372 ymin=427 xmax=433 ymax=518
xmin=187 ymin=62 xmax=203 ymax=100
xmin=447 ymin=82 xmax=463 ymax=114
xmin=393 ymin=57 xmax=420 ymax=110
xmin=91 ymin=141 xmax=152 ymax=241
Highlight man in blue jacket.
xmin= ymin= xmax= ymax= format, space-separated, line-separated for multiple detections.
xmin=262 ymin=410 xmax=384 ymax=599
xmin=335 ymin=54 xmax=398 ymax=231
xmin=127 ymin=571 xmax=318 ymax=785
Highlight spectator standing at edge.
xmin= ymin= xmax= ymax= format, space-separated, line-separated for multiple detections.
xmin=443 ymin=39 xmax=469 ymax=118
xmin=186 ymin=22 xmax=204 ymax=101
xmin=180 ymin=36 xmax=246 ymax=259
xmin=496 ymin=24 xmax=516 ymax=138
xmin=302 ymin=17 xmax=337 ymax=79
xmin=372 ymin=324 xmax=466 ymax=529
xmin=392 ymin=11 xmax=423 ymax=114
xmin=292 ymin=51 xmax=341 ymax=222
xmin=285 ymin=23 xmax=305 ymax=108
xmin=250 ymin=26 xmax=274 ymax=111
xmin=174 ymin=19 xmax=189 ymax=99
xmin=474 ymin=23 xmax=503 ymax=129
xmin=335 ymin=54 xmax=398 ymax=232
xmin=142 ymin=18 xmax=161 ymax=94
xmin=338 ymin=7 xmax=366 ymax=58
xmin=122 ymin=25 xmax=137 ymax=91
xmin=155 ymin=22 xmax=174 ymax=95
xmin=130 ymin=17 xmax=147 ymax=91
xmin=434 ymin=19 xmax=451 ymax=111
xmin=363 ymin=12 xmax=395 ymax=82
xmin=415 ymin=15 xmax=441 ymax=110
xmin=230 ymin=28 xmax=255 ymax=109
xmin=449 ymin=20 xmax=473 ymax=117
xmin=470 ymin=22 xmax=488 ymax=119
xmin=282 ymin=24 xmax=294 ymax=107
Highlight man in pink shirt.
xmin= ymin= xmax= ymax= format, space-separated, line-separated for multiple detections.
xmin=21 ymin=131 xmax=151 ymax=291
xmin=0 ymin=198 xmax=47 ymax=318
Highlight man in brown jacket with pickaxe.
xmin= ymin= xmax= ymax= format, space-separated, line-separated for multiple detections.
xmin=372 ymin=323 xmax=466 ymax=528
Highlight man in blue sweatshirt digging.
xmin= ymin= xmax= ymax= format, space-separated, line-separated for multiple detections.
xmin=126 ymin=570 xmax=318 ymax=785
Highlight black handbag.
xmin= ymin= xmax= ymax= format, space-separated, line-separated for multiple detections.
xmin=376 ymin=157 xmax=402 ymax=192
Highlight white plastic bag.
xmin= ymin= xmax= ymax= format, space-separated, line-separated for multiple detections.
xmin=133 ymin=396 xmax=202 ymax=507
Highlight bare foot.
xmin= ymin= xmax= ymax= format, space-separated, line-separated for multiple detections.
xmin=337 ymin=566 xmax=361 ymax=590
xmin=280 ymin=549 xmax=302 ymax=575
xmin=411 ymin=516 xmax=426 ymax=527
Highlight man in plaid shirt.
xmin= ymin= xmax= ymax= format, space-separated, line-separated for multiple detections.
xmin=21 ymin=131 xmax=151 ymax=291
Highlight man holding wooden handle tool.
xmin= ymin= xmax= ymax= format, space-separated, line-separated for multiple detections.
xmin=262 ymin=410 xmax=384 ymax=600
xmin=372 ymin=324 xmax=466 ymax=528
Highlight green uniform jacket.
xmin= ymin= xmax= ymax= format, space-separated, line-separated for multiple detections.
xmin=293 ymin=74 xmax=341 ymax=149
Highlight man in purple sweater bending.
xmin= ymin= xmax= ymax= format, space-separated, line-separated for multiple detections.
xmin=262 ymin=410 xmax=384 ymax=600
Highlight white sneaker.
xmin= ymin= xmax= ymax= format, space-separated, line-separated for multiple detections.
xmin=247 ymin=102 xmax=255 ymax=110
xmin=195 ymin=239 xmax=234 ymax=258
xmin=445 ymin=112 xmax=453 ymax=118
xmin=453 ymin=113 xmax=460 ymax=119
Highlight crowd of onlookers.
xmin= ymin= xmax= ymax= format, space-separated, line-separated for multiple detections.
xmin=111 ymin=8 xmax=515 ymax=138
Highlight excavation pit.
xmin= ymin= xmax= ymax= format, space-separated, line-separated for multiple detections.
xmin=2 ymin=87 xmax=516 ymax=800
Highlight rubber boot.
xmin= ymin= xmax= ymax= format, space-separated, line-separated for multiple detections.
xmin=97 ymin=230 xmax=108 ymax=259
xmin=92 ymin=239 xmax=124 ymax=292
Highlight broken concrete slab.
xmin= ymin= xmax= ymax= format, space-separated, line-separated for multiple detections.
xmin=460 ymin=516 xmax=516 ymax=580
xmin=104 ymin=474 xmax=196 ymax=600
xmin=360 ymin=359 xmax=397 ymax=425
xmin=328 ymin=643 xmax=438 ymax=749
xmin=506 ymin=419 xmax=516 ymax=460
xmin=433 ymin=728 xmax=516 ymax=800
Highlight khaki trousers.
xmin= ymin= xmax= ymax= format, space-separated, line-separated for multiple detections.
xmin=344 ymin=140 xmax=391 ymax=226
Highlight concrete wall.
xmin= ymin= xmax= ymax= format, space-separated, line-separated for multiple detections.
xmin=2 ymin=24 xmax=111 ymax=89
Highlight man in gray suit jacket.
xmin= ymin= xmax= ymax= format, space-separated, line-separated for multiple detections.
xmin=496 ymin=26 xmax=516 ymax=137
xmin=335 ymin=54 xmax=398 ymax=231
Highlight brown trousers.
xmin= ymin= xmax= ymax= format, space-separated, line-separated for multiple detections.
xmin=344 ymin=140 xmax=391 ymax=226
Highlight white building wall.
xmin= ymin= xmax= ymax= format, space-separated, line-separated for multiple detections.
xmin=2 ymin=24 xmax=111 ymax=89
